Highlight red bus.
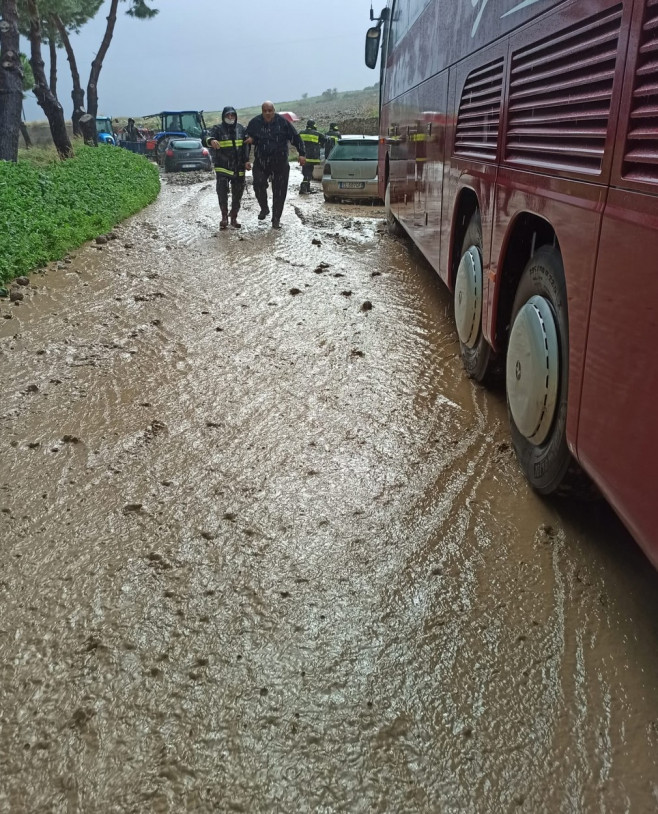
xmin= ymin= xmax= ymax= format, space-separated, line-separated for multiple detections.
xmin=365 ymin=0 xmax=658 ymax=567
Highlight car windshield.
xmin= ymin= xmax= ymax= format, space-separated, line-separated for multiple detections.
xmin=171 ymin=140 xmax=202 ymax=150
xmin=330 ymin=141 xmax=378 ymax=161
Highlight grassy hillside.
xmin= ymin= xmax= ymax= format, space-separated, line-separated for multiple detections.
xmin=25 ymin=84 xmax=381 ymax=146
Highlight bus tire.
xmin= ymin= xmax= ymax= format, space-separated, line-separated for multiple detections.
xmin=385 ymin=182 xmax=404 ymax=236
xmin=506 ymin=245 xmax=573 ymax=494
xmin=455 ymin=210 xmax=493 ymax=382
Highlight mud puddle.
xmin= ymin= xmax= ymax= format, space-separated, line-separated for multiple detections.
xmin=1 ymin=169 xmax=657 ymax=813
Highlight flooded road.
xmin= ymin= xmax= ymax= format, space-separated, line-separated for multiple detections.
xmin=1 ymin=171 xmax=657 ymax=813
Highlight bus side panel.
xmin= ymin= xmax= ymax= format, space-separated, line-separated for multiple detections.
xmin=385 ymin=94 xmax=417 ymax=223
xmin=577 ymin=189 xmax=658 ymax=566
xmin=411 ymin=73 xmax=450 ymax=278
xmin=490 ymin=173 xmax=606 ymax=450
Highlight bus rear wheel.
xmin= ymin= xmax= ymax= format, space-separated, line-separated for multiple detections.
xmin=506 ymin=245 xmax=572 ymax=494
xmin=454 ymin=210 xmax=493 ymax=382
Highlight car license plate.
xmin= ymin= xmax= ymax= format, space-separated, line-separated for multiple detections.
xmin=339 ymin=182 xmax=365 ymax=189
xmin=182 ymin=163 xmax=197 ymax=169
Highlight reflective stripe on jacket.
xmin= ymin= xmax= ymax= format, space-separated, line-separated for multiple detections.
xmin=203 ymin=122 xmax=249 ymax=177
xmin=299 ymin=127 xmax=326 ymax=163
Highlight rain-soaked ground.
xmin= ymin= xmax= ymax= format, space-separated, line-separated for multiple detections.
xmin=1 ymin=167 xmax=658 ymax=814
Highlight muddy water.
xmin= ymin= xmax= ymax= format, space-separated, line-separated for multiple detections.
xmin=1 ymin=170 xmax=657 ymax=813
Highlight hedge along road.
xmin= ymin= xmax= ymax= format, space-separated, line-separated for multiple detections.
xmin=0 ymin=170 xmax=657 ymax=813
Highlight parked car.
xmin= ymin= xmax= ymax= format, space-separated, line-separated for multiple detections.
xmin=163 ymin=138 xmax=212 ymax=173
xmin=322 ymin=136 xmax=381 ymax=202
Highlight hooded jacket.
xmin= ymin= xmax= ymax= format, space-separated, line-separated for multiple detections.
xmin=298 ymin=122 xmax=326 ymax=163
xmin=203 ymin=107 xmax=249 ymax=177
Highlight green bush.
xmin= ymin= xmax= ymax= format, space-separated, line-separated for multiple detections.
xmin=0 ymin=145 xmax=160 ymax=283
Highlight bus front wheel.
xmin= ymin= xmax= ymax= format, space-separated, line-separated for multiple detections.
xmin=506 ymin=246 xmax=572 ymax=494
xmin=385 ymin=182 xmax=404 ymax=236
xmin=454 ymin=211 xmax=493 ymax=382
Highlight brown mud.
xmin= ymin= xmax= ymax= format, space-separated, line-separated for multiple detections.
xmin=1 ymin=168 xmax=657 ymax=813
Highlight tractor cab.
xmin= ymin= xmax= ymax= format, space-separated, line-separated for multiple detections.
xmin=95 ymin=116 xmax=116 ymax=145
xmin=143 ymin=110 xmax=208 ymax=160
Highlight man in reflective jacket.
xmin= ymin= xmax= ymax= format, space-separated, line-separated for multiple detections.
xmin=204 ymin=106 xmax=251 ymax=229
xmin=324 ymin=122 xmax=341 ymax=159
xmin=245 ymin=101 xmax=306 ymax=228
xmin=298 ymin=119 xmax=326 ymax=193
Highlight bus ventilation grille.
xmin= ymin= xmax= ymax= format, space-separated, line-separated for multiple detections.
xmin=454 ymin=59 xmax=504 ymax=162
xmin=622 ymin=0 xmax=658 ymax=184
xmin=506 ymin=4 xmax=623 ymax=175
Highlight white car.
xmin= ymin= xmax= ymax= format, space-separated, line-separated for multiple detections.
xmin=321 ymin=135 xmax=382 ymax=203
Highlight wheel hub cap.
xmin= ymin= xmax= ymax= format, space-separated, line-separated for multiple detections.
xmin=455 ymin=245 xmax=482 ymax=348
xmin=507 ymin=295 xmax=559 ymax=445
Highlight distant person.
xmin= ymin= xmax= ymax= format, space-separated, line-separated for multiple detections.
xmin=244 ymin=101 xmax=306 ymax=229
xmin=125 ymin=118 xmax=141 ymax=141
xmin=204 ymin=106 xmax=251 ymax=230
xmin=324 ymin=122 xmax=341 ymax=158
xmin=298 ymin=119 xmax=325 ymax=193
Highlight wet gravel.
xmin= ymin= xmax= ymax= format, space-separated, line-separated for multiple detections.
xmin=1 ymin=169 xmax=657 ymax=813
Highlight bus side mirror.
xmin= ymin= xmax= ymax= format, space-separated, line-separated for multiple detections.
xmin=365 ymin=26 xmax=381 ymax=69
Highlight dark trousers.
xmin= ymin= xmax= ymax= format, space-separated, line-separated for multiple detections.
xmin=253 ymin=154 xmax=290 ymax=221
xmin=302 ymin=162 xmax=316 ymax=182
xmin=216 ymin=174 xmax=245 ymax=215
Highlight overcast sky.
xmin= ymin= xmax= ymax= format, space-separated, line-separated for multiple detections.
xmin=22 ymin=0 xmax=379 ymax=122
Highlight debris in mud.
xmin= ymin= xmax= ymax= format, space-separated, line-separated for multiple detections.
xmin=144 ymin=420 xmax=167 ymax=442
xmin=312 ymin=238 xmax=322 ymax=246
xmin=24 ymin=384 xmax=39 ymax=393
xmin=0 ymin=288 xmax=8 ymax=298
xmin=289 ymin=288 xmax=302 ymax=296
xmin=124 ymin=243 xmax=134 ymax=250
xmin=16 ymin=277 xmax=29 ymax=286
xmin=147 ymin=551 xmax=172 ymax=570
xmin=95 ymin=236 xmax=108 ymax=245
xmin=223 ymin=512 xmax=237 ymax=522
xmin=361 ymin=300 xmax=373 ymax=311
xmin=62 ymin=434 xmax=81 ymax=444
xmin=123 ymin=503 xmax=143 ymax=514
xmin=9 ymin=291 xmax=24 ymax=302
xmin=371 ymin=271 xmax=382 ymax=277
xmin=537 ymin=524 xmax=556 ymax=544
xmin=340 ymin=290 xmax=353 ymax=297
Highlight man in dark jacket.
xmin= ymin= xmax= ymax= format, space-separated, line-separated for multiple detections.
xmin=324 ymin=122 xmax=341 ymax=158
xmin=204 ymin=106 xmax=251 ymax=229
xmin=245 ymin=101 xmax=306 ymax=228
xmin=298 ymin=119 xmax=326 ymax=193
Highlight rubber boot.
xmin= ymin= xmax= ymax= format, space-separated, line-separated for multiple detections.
xmin=229 ymin=210 xmax=241 ymax=229
xmin=220 ymin=207 xmax=229 ymax=230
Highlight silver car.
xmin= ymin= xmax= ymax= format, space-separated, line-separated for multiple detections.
xmin=322 ymin=135 xmax=381 ymax=203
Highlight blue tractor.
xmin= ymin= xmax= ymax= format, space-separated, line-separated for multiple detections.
xmin=142 ymin=110 xmax=208 ymax=161
xmin=95 ymin=116 xmax=116 ymax=145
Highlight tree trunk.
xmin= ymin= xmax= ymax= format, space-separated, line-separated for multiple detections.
xmin=19 ymin=119 xmax=31 ymax=148
xmin=78 ymin=112 xmax=97 ymax=147
xmin=26 ymin=0 xmax=72 ymax=159
xmin=86 ymin=0 xmax=118 ymax=118
xmin=52 ymin=13 xmax=85 ymax=137
xmin=48 ymin=29 xmax=56 ymax=98
xmin=0 ymin=0 xmax=24 ymax=162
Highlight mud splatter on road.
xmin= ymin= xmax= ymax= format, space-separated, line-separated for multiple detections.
xmin=1 ymin=171 xmax=657 ymax=812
